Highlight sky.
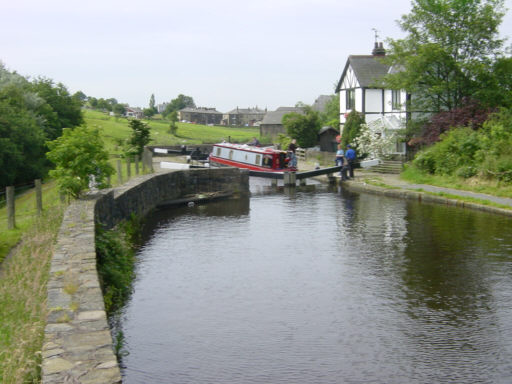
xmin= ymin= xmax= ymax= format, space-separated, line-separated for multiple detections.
xmin=2 ymin=0 xmax=512 ymax=113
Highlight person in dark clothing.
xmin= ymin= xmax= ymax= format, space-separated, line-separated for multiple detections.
xmin=248 ymin=137 xmax=260 ymax=146
xmin=345 ymin=145 xmax=356 ymax=178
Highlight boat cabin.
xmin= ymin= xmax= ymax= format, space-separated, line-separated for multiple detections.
xmin=209 ymin=143 xmax=294 ymax=172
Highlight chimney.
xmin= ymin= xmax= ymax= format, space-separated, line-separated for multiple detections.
xmin=372 ymin=42 xmax=386 ymax=56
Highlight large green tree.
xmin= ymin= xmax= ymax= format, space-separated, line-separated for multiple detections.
xmin=0 ymin=85 xmax=47 ymax=188
xmin=163 ymin=94 xmax=195 ymax=118
xmin=382 ymin=0 xmax=506 ymax=113
xmin=32 ymin=77 xmax=83 ymax=140
xmin=282 ymin=106 xmax=321 ymax=148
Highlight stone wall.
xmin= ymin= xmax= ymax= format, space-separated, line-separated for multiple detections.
xmin=42 ymin=168 xmax=249 ymax=384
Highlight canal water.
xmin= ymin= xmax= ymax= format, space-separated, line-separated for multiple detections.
xmin=119 ymin=180 xmax=512 ymax=383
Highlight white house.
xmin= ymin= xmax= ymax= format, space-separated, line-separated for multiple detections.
xmin=335 ymin=42 xmax=408 ymax=154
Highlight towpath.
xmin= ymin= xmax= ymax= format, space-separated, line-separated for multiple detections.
xmin=349 ymin=170 xmax=512 ymax=209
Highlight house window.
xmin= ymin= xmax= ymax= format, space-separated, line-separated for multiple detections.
xmin=346 ymin=89 xmax=355 ymax=110
xmin=392 ymin=90 xmax=400 ymax=110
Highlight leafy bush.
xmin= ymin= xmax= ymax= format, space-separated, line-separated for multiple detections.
xmin=46 ymin=126 xmax=114 ymax=198
xmin=412 ymin=108 xmax=512 ymax=184
xmin=456 ymin=165 xmax=477 ymax=179
xmin=413 ymin=127 xmax=480 ymax=175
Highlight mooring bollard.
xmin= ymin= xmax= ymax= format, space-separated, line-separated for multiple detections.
xmin=35 ymin=179 xmax=43 ymax=216
xmin=117 ymin=159 xmax=123 ymax=184
xmin=6 ymin=186 xmax=15 ymax=229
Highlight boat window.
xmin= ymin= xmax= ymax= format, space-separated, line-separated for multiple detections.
xmin=255 ymin=154 xmax=261 ymax=165
xmin=229 ymin=150 xmax=234 ymax=160
xmin=216 ymin=147 xmax=221 ymax=157
xmin=262 ymin=155 xmax=272 ymax=168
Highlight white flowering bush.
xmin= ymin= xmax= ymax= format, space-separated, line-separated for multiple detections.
xmin=354 ymin=123 xmax=398 ymax=159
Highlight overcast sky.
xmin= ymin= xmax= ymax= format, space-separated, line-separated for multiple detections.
xmin=2 ymin=0 xmax=512 ymax=112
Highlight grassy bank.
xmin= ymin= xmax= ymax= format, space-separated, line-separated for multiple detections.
xmin=0 ymin=207 xmax=64 ymax=383
xmin=401 ymin=164 xmax=512 ymax=199
xmin=0 ymin=181 xmax=62 ymax=264
xmin=84 ymin=109 xmax=259 ymax=154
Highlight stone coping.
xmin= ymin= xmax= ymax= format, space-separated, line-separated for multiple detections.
xmin=42 ymin=168 xmax=248 ymax=384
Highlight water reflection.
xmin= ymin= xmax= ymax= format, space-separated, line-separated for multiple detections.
xmin=120 ymin=183 xmax=512 ymax=383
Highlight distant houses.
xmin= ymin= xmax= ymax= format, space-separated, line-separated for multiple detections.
xmin=222 ymin=107 xmax=266 ymax=126
xmin=259 ymin=107 xmax=304 ymax=138
xmin=178 ymin=107 xmax=223 ymax=125
xmin=125 ymin=107 xmax=143 ymax=119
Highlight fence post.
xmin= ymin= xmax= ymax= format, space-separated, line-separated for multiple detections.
xmin=135 ymin=155 xmax=140 ymax=175
xmin=35 ymin=179 xmax=43 ymax=216
xmin=142 ymin=148 xmax=153 ymax=173
xmin=117 ymin=159 xmax=123 ymax=184
xmin=126 ymin=157 xmax=131 ymax=179
xmin=6 ymin=186 xmax=15 ymax=230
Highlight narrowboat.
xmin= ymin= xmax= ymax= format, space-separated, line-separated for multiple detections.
xmin=209 ymin=143 xmax=297 ymax=172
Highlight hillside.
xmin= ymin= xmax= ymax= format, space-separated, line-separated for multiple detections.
xmin=83 ymin=109 xmax=260 ymax=154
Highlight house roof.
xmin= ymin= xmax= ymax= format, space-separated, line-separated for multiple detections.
xmin=318 ymin=126 xmax=339 ymax=135
xmin=335 ymin=55 xmax=391 ymax=92
xmin=312 ymin=95 xmax=334 ymax=112
xmin=261 ymin=107 xmax=303 ymax=125
xmin=226 ymin=107 xmax=266 ymax=114
xmin=179 ymin=107 xmax=223 ymax=114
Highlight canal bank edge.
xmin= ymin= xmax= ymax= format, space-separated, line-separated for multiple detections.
xmin=42 ymin=168 xmax=249 ymax=384
xmin=342 ymin=177 xmax=512 ymax=217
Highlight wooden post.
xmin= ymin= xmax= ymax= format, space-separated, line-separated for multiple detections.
xmin=135 ymin=155 xmax=140 ymax=175
xmin=117 ymin=159 xmax=123 ymax=184
xmin=126 ymin=157 xmax=131 ymax=178
xmin=271 ymin=179 xmax=277 ymax=187
xmin=283 ymin=172 xmax=296 ymax=186
xmin=142 ymin=148 xmax=153 ymax=173
xmin=300 ymin=178 xmax=307 ymax=186
xmin=35 ymin=179 xmax=43 ymax=216
xmin=6 ymin=186 xmax=15 ymax=230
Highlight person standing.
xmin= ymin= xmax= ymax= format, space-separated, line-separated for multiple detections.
xmin=345 ymin=145 xmax=356 ymax=179
xmin=287 ymin=139 xmax=298 ymax=169
xmin=335 ymin=144 xmax=344 ymax=166
xmin=335 ymin=144 xmax=348 ymax=180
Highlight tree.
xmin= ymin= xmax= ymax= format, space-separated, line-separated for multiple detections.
xmin=382 ymin=0 xmax=506 ymax=113
xmin=0 ymin=85 xmax=47 ymax=188
xmin=321 ymin=93 xmax=340 ymax=129
xmin=112 ymin=103 xmax=126 ymax=116
xmin=282 ymin=106 xmax=320 ymax=148
xmin=163 ymin=94 xmax=195 ymax=118
xmin=168 ymin=111 xmax=178 ymax=135
xmin=341 ymin=111 xmax=365 ymax=149
xmin=149 ymin=93 xmax=156 ymax=110
xmin=32 ymin=77 xmax=84 ymax=140
xmin=126 ymin=119 xmax=151 ymax=157
xmin=46 ymin=126 xmax=114 ymax=198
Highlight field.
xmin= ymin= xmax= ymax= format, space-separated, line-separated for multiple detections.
xmin=84 ymin=109 xmax=260 ymax=154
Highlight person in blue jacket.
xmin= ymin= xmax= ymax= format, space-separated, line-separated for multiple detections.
xmin=345 ymin=145 xmax=356 ymax=179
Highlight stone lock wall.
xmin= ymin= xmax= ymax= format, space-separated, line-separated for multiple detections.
xmin=42 ymin=168 xmax=249 ymax=384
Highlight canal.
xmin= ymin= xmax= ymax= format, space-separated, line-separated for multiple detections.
xmin=119 ymin=179 xmax=512 ymax=383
